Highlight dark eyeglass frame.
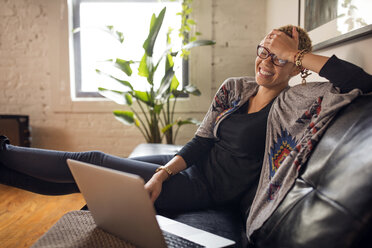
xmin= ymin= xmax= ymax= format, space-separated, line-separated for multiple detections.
xmin=256 ymin=45 xmax=288 ymax=67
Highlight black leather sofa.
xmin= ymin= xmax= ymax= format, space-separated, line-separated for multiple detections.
xmin=130 ymin=95 xmax=372 ymax=248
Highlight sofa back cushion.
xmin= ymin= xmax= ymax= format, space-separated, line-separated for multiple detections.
xmin=252 ymin=95 xmax=372 ymax=248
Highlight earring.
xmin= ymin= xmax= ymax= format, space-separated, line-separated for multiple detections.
xmin=300 ymin=69 xmax=311 ymax=85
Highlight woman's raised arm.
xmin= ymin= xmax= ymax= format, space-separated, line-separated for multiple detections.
xmin=265 ymin=27 xmax=329 ymax=74
xmin=265 ymin=26 xmax=372 ymax=93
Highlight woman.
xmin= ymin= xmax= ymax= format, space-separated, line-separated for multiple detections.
xmin=0 ymin=25 xmax=371 ymax=238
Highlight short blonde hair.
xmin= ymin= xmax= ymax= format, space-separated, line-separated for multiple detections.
xmin=278 ymin=25 xmax=312 ymax=52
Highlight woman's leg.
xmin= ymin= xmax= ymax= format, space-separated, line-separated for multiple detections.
xmin=0 ymin=144 xmax=169 ymax=194
xmin=0 ymin=145 xmax=167 ymax=182
xmin=0 ymin=144 xmax=215 ymax=212
xmin=0 ymin=165 xmax=79 ymax=195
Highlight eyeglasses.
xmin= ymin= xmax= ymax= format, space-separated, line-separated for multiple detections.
xmin=256 ymin=45 xmax=288 ymax=67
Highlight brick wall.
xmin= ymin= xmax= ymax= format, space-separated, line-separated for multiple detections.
xmin=0 ymin=0 xmax=266 ymax=157
xmin=211 ymin=0 xmax=266 ymax=93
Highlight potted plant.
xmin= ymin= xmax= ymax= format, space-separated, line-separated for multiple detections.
xmin=97 ymin=5 xmax=214 ymax=144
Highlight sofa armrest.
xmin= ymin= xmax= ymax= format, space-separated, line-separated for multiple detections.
xmin=129 ymin=143 xmax=183 ymax=158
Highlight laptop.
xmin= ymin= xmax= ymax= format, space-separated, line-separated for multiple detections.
xmin=66 ymin=159 xmax=235 ymax=248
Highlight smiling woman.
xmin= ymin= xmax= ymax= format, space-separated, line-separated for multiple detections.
xmin=255 ymin=26 xmax=313 ymax=90
xmin=1 ymin=21 xmax=371 ymax=247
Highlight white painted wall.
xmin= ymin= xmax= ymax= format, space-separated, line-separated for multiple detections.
xmin=266 ymin=0 xmax=299 ymax=33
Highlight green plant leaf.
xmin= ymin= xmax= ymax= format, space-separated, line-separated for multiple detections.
xmin=177 ymin=118 xmax=201 ymax=126
xmin=170 ymin=75 xmax=180 ymax=92
xmin=98 ymin=87 xmax=130 ymax=105
xmin=110 ymin=77 xmax=134 ymax=90
xmin=72 ymin=26 xmax=124 ymax=44
xmin=116 ymin=31 xmax=124 ymax=43
xmin=124 ymin=93 xmax=133 ymax=106
xmin=154 ymin=45 xmax=174 ymax=72
xmin=96 ymin=69 xmax=134 ymax=90
xmin=190 ymin=36 xmax=197 ymax=42
xmin=114 ymin=59 xmax=133 ymax=76
xmin=113 ymin=110 xmax=135 ymax=125
xmin=171 ymin=90 xmax=183 ymax=98
xmin=180 ymin=49 xmax=191 ymax=58
xmin=138 ymin=54 xmax=149 ymax=78
xmin=134 ymin=90 xmax=150 ymax=104
xmin=134 ymin=118 xmax=140 ymax=127
xmin=186 ymin=8 xmax=193 ymax=15
xmin=138 ymin=53 xmax=154 ymax=85
xmin=187 ymin=19 xmax=196 ymax=25
xmin=156 ymin=68 xmax=175 ymax=99
xmin=154 ymin=104 xmax=163 ymax=114
xmin=104 ymin=25 xmax=124 ymax=43
xmin=161 ymin=117 xmax=200 ymax=134
xmin=149 ymin=13 xmax=156 ymax=31
xmin=184 ymin=84 xmax=201 ymax=96
xmin=167 ymin=27 xmax=173 ymax=44
xmin=161 ymin=123 xmax=174 ymax=133
xmin=182 ymin=40 xmax=216 ymax=50
xmin=170 ymin=51 xmax=178 ymax=57
xmin=165 ymin=53 xmax=174 ymax=72
xmin=143 ymin=7 xmax=166 ymax=56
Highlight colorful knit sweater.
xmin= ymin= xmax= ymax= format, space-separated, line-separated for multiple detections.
xmin=195 ymin=77 xmax=362 ymax=239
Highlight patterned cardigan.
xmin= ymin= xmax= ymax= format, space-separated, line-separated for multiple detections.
xmin=195 ymin=76 xmax=361 ymax=239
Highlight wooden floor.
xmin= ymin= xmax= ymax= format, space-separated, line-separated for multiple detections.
xmin=0 ymin=184 xmax=86 ymax=248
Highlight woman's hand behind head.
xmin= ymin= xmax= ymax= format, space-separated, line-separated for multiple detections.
xmin=263 ymin=26 xmax=299 ymax=63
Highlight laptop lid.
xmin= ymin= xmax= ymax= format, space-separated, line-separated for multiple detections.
xmin=67 ymin=159 xmax=235 ymax=248
xmin=67 ymin=159 xmax=167 ymax=248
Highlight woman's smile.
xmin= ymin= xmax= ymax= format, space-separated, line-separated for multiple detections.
xmin=258 ymin=67 xmax=274 ymax=77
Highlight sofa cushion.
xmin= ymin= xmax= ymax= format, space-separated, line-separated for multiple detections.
xmin=159 ymin=205 xmax=248 ymax=247
xmin=251 ymin=95 xmax=372 ymax=248
xmin=129 ymin=144 xmax=183 ymax=158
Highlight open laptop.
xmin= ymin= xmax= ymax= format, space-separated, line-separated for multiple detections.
xmin=66 ymin=159 xmax=235 ymax=248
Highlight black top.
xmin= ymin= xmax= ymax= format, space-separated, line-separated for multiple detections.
xmin=201 ymin=99 xmax=275 ymax=203
xmin=177 ymin=55 xmax=372 ymax=206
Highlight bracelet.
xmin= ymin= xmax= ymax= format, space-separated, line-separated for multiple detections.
xmin=294 ymin=49 xmax=311 ymax=85
xmin=293 ymin=49 xmax=308 ymax=71
xmin=155 ymin=166 xmax=173 ymax=179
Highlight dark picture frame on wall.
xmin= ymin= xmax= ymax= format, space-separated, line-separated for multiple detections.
xmin=298 ymin=0 xmax=372 ymax=51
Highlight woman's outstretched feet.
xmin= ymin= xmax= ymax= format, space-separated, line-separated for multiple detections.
xmin=0 ymin=135 xmax=10 ymax=151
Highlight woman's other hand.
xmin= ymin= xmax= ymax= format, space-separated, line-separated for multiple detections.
xmin=264 ymin=26 xmax=299 ymax=62
xmin=144 ymin=155 xmax=187 ymax=203
xmin=144 ymin=171 xmax=167 ymax=203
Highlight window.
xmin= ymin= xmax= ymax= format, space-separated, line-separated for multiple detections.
xmin=70 ymin=0 xmax=186 ymax=98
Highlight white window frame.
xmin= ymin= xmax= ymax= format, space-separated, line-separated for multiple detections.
xmin=70 ymin=0 xmax=189 ymax=98
xmin=48 ymin=0 xmax=212 ymax=113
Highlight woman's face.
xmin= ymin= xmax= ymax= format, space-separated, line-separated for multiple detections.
xmin=255 ymin=42 xmax=298 ymax=90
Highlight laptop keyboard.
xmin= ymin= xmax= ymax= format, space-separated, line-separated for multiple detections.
xmin=162 ymin=230 xmax=205 ymax=248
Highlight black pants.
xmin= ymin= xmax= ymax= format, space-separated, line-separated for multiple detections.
xmin=0 ymin=145 xmax=214 ymax=212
